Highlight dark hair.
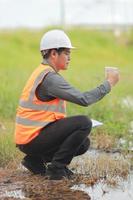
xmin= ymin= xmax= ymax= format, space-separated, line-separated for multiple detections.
xmin=41 ymin=48 xmax=66 ymax=59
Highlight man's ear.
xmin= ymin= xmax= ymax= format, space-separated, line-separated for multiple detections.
xmin=51 ymin=49 xmax=57 ymax=58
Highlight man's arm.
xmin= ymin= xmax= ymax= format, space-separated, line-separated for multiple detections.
xmin=36 ymin=72 xmax=111 ymax=106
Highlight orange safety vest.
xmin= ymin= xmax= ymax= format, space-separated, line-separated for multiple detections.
xmin=15 ymin=64 xmax=66 ymax=144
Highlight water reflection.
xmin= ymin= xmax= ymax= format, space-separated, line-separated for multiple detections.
xmin=72 ymin=173 xmax=133 ymax=200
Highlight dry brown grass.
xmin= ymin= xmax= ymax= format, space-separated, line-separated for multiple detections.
xmin=91 ymin=133 xmax=116 ymax=150
xmin=71 ymin=151 xmax=130 ymax=185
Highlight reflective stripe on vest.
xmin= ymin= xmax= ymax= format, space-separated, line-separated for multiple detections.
xmin=16 ymin=116 xmax=51 ymax=127
xmin=19 ymin=99 xmax=65 ymax=113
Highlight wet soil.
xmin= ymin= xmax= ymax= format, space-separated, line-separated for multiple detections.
xmin=0 ymin=149 xmax=132 ymax=200
xmin=0 ymin=168 xmax=94 ymax=200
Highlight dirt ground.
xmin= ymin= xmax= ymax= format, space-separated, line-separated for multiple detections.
xmin=0 ymin=168 xmax=96 ymax=200
xmin=1 ymin=149 xmax=131 ymax=200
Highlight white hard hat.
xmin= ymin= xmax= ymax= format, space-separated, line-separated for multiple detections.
xmin=40 ymin=29 xmax=75 ymax=51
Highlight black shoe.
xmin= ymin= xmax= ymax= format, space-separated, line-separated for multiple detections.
xmin=21 ymin=158 xmax=46 ymax=175
xmin=45 ymin=164 xmax=68 ymax=180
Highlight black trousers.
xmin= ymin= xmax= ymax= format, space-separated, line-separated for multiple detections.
xmin=18 ymin=115 xmax=92 ymax=167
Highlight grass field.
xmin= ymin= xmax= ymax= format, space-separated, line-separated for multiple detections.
xmin=0 ymin=27 xmax=133 ymax=166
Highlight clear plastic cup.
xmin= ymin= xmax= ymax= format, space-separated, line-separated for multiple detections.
xmin=105 ymin=66 xmax=119 ymax=77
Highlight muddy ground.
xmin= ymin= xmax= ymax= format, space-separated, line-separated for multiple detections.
xmin=0 ymin=168 xmax=96 ymax=200
xmin=0 ymin=149 xmax=132 ymax=200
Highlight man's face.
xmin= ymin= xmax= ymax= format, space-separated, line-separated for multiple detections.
xmin=55 ymin=48 xmax=71 ymax=71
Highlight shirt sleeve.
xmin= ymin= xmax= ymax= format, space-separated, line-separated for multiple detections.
xmin=36 ymin=71 xmax=111 ymax=106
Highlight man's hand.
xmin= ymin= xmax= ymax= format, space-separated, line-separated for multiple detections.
xmin=105 ymin=67 xmax=119 ymax=87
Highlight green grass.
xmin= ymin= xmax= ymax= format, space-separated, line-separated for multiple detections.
xmin=0 ymin=27 xmax=133 ymax=166
xmin=0 ymin=119 xmax=18 ymax=167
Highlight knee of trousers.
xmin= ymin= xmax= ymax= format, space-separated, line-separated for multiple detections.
xmin=78 ymin=115 xmax=92 ymax=132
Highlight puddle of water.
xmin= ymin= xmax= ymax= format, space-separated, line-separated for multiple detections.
xmin=72 ymin=173 xmax=133 ymax=200
xmin=86 ymin=149 xmax=121 ymax=157
xmin=118 ymin=138 xmax=133 ymax=151
xmin=71 ymin=149 xmax=133 ymax=200
xmin=4 ymin=189 xmax=25 ymax=199
xmin=0 ymin=181 xmax=26 ymax=199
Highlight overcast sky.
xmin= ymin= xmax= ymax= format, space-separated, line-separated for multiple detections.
xmin=0 ymin=0 xmax=133 ymax=28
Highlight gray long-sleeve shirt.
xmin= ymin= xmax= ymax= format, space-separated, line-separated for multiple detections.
xmin=36 ymin=71 xmax=111 ymax=106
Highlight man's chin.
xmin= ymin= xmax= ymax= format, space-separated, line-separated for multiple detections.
xmin=62 ymin=65 xmax=68 ymax=70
